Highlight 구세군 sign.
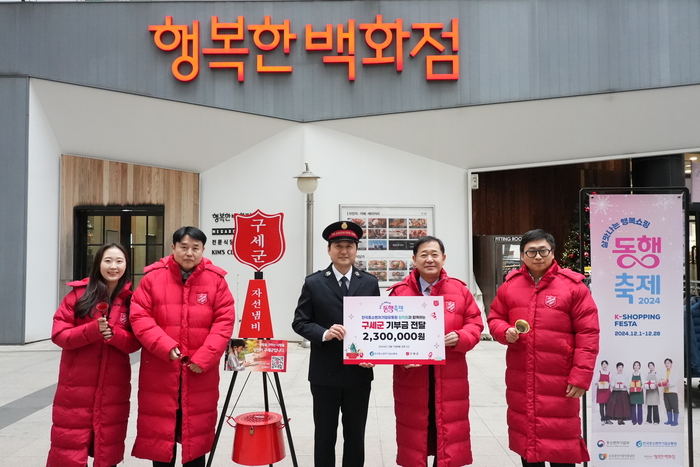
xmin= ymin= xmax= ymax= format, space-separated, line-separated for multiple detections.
xmin=343 ymin=296 xmax=446 ymax=365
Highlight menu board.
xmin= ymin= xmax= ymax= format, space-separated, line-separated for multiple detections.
xmin=340 ymin=205 xmax=435 ymax=287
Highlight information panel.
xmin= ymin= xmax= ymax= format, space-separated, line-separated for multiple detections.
xmin=343 ymin=296 xmax=446 ymax=365
xmin=589 ymin=194 xmax=684 ymax=466
xmin=340 ymin=205 xmax=435 ymax=287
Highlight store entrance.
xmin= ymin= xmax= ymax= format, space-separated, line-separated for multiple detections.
xmin=74 ymin=205 xmax=165 ymax=287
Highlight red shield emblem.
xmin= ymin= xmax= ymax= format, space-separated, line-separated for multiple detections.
xmin=233 ymin=210 xmax=286 ymax=271
xmin=197 ymin=293 xmax=208 ymax=305
xmin=446 ymin=301 xmax=456 ymax=313
xmin=545 ymin=295 xmax=557 ymax=308
xmin=120 ymin=313 xmax=127 ymax=324
xmin=433 ymin=300 xmax=440 ymax=307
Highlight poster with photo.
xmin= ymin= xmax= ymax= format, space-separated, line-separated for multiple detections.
xmin=340 ymin=205 xmax=435 ymax=287
xmin=223 ymin=338 xmax=288 ymax=372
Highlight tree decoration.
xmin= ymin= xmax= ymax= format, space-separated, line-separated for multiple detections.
xmin=560 ymin=202 xmax=591 ymax=274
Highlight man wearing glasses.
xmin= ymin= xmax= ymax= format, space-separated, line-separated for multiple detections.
xmin=488 ymin=229 xmax=599 ymax=467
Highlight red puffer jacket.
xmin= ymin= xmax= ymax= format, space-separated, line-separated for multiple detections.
xmin=48 ymin=280 xmax=140 ymax=467
xmin=388 ymin=268 xmax=483 ymax=467
xmin=130 ymin=256 xmax=235 ymax=464
xmin=487 ymin=260 xmax=599 ymax=464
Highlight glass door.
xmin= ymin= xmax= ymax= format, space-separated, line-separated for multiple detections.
xmin=74 ymin=206 xmax=165 ymax=287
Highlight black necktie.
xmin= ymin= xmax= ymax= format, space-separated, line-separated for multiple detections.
xmin=340 ymin=276 xmax=349 ymax=296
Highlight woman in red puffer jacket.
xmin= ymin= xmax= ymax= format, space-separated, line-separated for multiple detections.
xmin=48 ymin=243 xmax=141 ymax=467
xmin=388 ymin=236 xmax=483 ymax=467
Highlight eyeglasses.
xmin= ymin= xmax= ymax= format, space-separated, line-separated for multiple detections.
xmin=524 ymin=248 xmax=552 ymax=258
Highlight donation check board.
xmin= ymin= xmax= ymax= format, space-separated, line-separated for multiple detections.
xmin=343 ymin=296 xmax=446 ymax=365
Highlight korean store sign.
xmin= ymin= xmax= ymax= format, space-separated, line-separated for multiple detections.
xmin=149 ymin=15 xmax=459 ymax=82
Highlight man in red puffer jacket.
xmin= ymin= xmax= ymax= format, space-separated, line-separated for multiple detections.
xmin=488 ymin=229 xmax=599 ymax=467
xmin=130 ymin=226 xmax=235 ymax=467
xmin=389 ymin=236 xmax=483 ymax=467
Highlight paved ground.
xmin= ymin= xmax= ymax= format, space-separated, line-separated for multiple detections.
xmin=2 ymin=339 xmax=699 ymax=466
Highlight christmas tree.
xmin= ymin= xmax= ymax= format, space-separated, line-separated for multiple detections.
xmin=559 ymin=203 xmax=591 ymax=274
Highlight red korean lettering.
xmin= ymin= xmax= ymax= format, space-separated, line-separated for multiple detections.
xmin=410 ymin=19 xmax=459 ymax=80
xmin=248 ymin=16 xmax=298 ymax=73
xmin=149 ymin=16 xmax=200 ymax=82
xmin=307 ymin=21 xmax=357 ymax=81
xmin=359 ymin=15 xmax=411 ymax=72
xmin=203 ymin=16 xmax=250 ymax=82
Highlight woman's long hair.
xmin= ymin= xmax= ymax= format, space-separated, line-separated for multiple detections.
xmin=74 ymin=243 xmax=131 ymax=319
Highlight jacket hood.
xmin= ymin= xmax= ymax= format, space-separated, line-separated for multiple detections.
xmin=387 ymin=267 xmax=453 ymax=294
xmin=66 ymin=278 xmax=133 ymax=298
xmin=144 ymin=255 xmax=227 ymax=277
xmin=507 ymin=259 xmax=585 ymax=285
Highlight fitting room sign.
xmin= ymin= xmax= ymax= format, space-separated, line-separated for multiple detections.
xmin=149 ymin=15 xmax=460 ymax=82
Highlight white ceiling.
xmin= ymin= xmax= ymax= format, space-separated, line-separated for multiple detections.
xmin=32 ymin=79 xmax=700 ymax=173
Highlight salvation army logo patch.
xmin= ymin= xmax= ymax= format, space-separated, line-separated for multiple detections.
xmin=197 ymin=293 xmax=208 ymax=305
xmin=445 ymin=301 xmax=456 ymax=313
xmin=433 ymin=300 xmax=440 ymax=307
xmin=120 ymin=313 xmax=127 ymax=324
xmin=545 ymin=295 xmax=557 ymax=308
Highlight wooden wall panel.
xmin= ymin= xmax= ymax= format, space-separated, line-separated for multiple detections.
xmin=472 ymin=159 xmax=631 ymax=252
xmin=60 ymin=155 xmax=199 ymax=295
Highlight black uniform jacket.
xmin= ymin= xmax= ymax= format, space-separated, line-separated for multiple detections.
xmin=292 ymin=264 xmax=380 ymax=387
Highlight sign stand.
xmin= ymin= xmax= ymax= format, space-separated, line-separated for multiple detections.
xmin=208 ymin=271 xmax=299 ymax=467
xmin=208 ymin=211 xmax=297 ymax=467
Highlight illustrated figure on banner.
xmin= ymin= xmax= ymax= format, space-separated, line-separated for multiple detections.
xmin=659 ymin=358 xmax=680 ymax=426
xmin=645 ymin=361 xmax=660 ymax=424
xmin=596 ymin=360 xmax=612 ymax=426
xmin=608 ymin=362 xmax=632 ymax=425
xmin=629 ymin=361 xmax=644 ymax=425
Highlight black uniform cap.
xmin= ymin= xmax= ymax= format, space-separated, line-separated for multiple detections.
xmin=322 ymin=221 xmax=363 ymax=243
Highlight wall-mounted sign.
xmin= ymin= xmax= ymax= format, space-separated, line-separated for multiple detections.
xmin=340 ymin=205 xmax=434 ymax=287
xmin=149 ymin=15 xmax=459 ymax=82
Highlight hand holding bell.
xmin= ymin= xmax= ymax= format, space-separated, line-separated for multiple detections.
xmin=505 ymin=319 xmax=530 ymax=344
xmin=515 ymin=319 xmax=530 ymax=334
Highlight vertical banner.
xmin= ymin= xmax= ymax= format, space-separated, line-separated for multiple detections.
xmin=589 ymin=194 xmax=684 ymax=466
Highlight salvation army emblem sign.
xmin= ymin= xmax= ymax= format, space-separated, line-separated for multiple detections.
xmin=545 ymin=295 xmax=557 ymax=308
xmin=233 ymin=210 xmax=286 ymax=271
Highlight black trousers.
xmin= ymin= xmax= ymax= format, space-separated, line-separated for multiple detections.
xmin=152 ymin=385 xmax=206 ymax=467
xmin=311 ymin=382 xmax=372 ymax=467
xmin=521 ymin=458 xmax=575 ymax=467
xmin=664 ymin=392 xmax=679 ymax=413
xmin=152 ymin=443 xmax=205 ymax=467
xmin=599 ymin=402 xmax=607 ymax=420
xmin=646 ymin=404 xmax=660 ymax=423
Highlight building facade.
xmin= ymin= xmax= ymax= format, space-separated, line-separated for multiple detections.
xmin=2 ymin=0 xmax=700 ymax=343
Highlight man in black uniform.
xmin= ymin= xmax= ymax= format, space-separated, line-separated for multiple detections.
xmin=292 ymin=221 xmax=381 ymax=467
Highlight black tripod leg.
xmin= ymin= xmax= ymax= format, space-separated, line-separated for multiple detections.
xmin=206 ymin=371 xmax=238 ymax=467
xmin=272 ymin=372 xmax=298 ymax=467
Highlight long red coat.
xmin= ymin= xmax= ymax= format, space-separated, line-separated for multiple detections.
xmin=48 ymin=280 xmax=140 ymax=467
xmin=130 ymin=256 xmax=235 ymax=464
xmin=388 ymin=268 xmax=483 ymax=467
xmin=487 ymin=260 xmax=599 ymax=464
